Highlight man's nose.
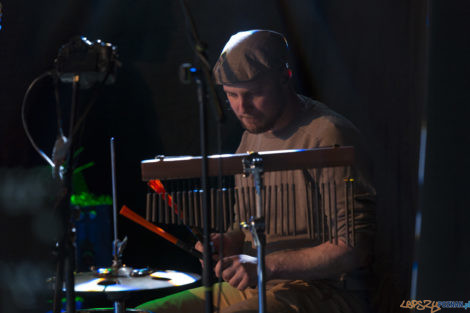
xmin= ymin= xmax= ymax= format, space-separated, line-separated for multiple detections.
xmin=238 ymin=95 xmax=253 ymax=113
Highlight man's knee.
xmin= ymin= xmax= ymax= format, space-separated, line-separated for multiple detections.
xmin=136 ymin=288 xmax=205 ymax=313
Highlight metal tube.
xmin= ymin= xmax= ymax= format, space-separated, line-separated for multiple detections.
xmin=164 ymin=193 xmax=169 ymax=224
xmin=266 ymin=185 xmax=271 ymax=235
xmin=235 ymin=188 xmax=241 ymax=229
xmin=314 ymin=179 xmax=320 ymax=241
xmin=177 ymin=191 xmax=182 ymax=225
xmin=189 ymin=190 xmax=194 ymax=227
xmin=193 ymin=190 xmax=199 ymax=228
xmin=333 ymin=181 xmax=338 ymax=245
xmin=110 ymin=137 xmax=118 ymax=259
xmin=146 ymin=192 xmax=151 ymax=221
xmin=280 ymin=183 xmax=285 ymax=235
xmin=327 ymin=181 xmax=332 ymax=243
xmin=151 ymin=193 xmax=156 ymax=222
xmin=274 ymin=185 xmax=278 ymax=235
xmin=220 ymin=189 xmax=226 ymax=232
xmin=350 ymin=179 xmax=356 ymax=246
xmin=170 ymin=192 xmax=176 ymax=224
xmin=250 ymin=186 xmax=254 ymax=220
xmin=228 ymin=188 xmax=234 ymax=230
xmin=321 ymin=182 xmax=325 ymax=242
xmin=345 ymin=179 xmax=350 ymax=247
xmin=305 ymin=180 xmax=312 ymax=239
xmin=284 ymin=184 xmax=291 ymax=235
xmin=292 ymin=184 xmax=296 ymax=236
xmin=211 ymin=188 xmax=215 ymax=230
xmin=158 ymin=193 xmax=164 ymax=224
xmin=183 ymin=190 xmax=188 ymax=225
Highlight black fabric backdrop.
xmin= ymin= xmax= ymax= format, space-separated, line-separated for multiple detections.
xmin=0 ymin=1 xmax=468 ymax=312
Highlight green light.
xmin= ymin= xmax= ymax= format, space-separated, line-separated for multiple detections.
xmin=70 ymin=192 xmax=112 ymax=207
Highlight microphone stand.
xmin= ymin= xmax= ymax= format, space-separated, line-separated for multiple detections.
xmin=241 ymin=153 xmax=266 ymax=313
xmin=178 ymin=2 xmax=225 ymax=313
xmin=195 ymin=72 xmax=213 ymax=313
xmin=53 ymin=75 xmax=80 ymax=313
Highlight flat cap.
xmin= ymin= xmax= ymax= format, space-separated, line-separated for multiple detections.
xmin=213 ymin=30 xmax=289 ymax=85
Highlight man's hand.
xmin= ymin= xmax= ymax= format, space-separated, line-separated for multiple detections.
xmin=214 ymin=255 xmax=258 ymax=290
xmin=194 ymin=230 xmax=245 ymax=264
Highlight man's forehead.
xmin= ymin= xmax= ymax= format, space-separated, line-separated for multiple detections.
xmin=222 ymin=74 xmax=275 ymax=92
xmin=223 ymin=80 xmax=262 ymax=92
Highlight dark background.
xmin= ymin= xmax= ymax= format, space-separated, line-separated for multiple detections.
xmin=0 ymin=1 xmax=469 ymax=312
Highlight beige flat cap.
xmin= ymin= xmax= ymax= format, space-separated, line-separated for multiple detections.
xmin=213 ymin=30 xmax=289 ymax=85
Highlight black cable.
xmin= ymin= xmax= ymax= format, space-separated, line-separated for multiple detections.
xmin=21 ymin=71 xmax=55 ymax=167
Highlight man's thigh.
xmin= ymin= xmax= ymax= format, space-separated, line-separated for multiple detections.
xmin=223 ymin=280 xmax=370 ymax=313
xmin=136 ymin=282 xmax=252 ymax=313
xmin=136 ymin=280 xmax=369 ymax=313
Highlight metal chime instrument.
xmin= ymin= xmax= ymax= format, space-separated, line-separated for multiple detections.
xmin=140 ymin=146 xmax=359 ymax=247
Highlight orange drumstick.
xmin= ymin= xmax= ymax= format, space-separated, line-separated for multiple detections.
xmin=148 ymin=179 xmax=181 ymax=218
xmin=148 ymin=180 xmax=203 ymax=242
xmin=120 ymin=205 xmax=202 ymax=259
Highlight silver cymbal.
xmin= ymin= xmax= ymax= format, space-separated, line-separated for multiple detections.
xmin=73 ymin=269 xmax=200 ymax=293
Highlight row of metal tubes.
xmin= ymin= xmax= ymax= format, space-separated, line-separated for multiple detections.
xmin=146 ymin=190 xmax=234 ymax=231
xmin=145 ymin=182 xmax=355 ymax=241
xmin=305 ymin=181 xmax=340 ymax=244
xmin=146 ymin=185 xmax=300 ymax=236
xmin=235 ymin=184 xmax=299 ymax=236
xmin=147 ymin=185 xmax=305 ymax=236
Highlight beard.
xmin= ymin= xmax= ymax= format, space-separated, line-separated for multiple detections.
xmin=239 ymin=103 xmax=285 ymax=134
xmin=240 ymin=116 xmax=277 ymax=134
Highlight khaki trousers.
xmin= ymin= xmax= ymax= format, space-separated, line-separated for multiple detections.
xmin=136 ymin=280 xmax=370 ymax=313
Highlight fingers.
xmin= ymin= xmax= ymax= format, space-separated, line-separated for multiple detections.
xmin=228 ymin=269 xmax=250 ymax=291
xmin=214 ymin=256 xmax=234 ymax=277
xmin=195 ymin=241 xmax=203 ymax=253
xmin=214 ymin=255 xmax=256 ymax=291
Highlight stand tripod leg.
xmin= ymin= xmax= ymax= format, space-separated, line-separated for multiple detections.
xmin=243 ymin=218 xmax=266 ymax=313
xmin=114 ymin=299 xmax=126 ymax=313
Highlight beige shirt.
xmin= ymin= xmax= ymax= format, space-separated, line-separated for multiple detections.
xmin=234 ymin=96 xmax=376 ymax=257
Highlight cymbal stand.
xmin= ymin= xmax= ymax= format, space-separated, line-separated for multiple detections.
xmin=110 ymin=137 xmax=128 ymax=313
xmin=241 ymin=153 xmax=266 ymax=313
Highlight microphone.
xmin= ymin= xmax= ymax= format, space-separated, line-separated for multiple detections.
xmin=52 ymin=135 xmax=70 ymax=179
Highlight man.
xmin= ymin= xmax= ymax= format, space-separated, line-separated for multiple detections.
xmin=138 ymin=29 xmax=375 ymax=313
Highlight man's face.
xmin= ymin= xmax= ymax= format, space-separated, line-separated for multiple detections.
xmin=223 ymin=75 xmax=285 ymax=134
